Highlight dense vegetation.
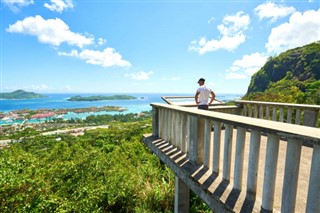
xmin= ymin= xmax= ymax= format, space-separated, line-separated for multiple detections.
xmin=68 ymin=95 xmax=137 ymax=101
xmin=0 ymin=114 xmax=210 ymax=212
xmin=244 ymin=41 xmax=320 ymax=104
xmin=1 ymin=112 xmax=153 ymax=140
xmin=0 ymin=90 xmax=47 ymax=99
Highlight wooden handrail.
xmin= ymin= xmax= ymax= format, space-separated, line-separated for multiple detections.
xmin=235 ymin=100 xmax=320 ymax=127
xmin=235 ymin=100 xmax=320 ymax=110
xmin=161 ymin=96 xmax=225 ymax=107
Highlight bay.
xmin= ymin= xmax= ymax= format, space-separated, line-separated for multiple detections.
xmin=0 ymin=93 xmax=243 ymax=125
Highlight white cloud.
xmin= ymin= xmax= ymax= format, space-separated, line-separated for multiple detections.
xmin=23 ymin=84 xmax=50 ymax=91
xmin=169 ymin=76 xmax=181 ymax=81
xmin=266 ymin=9 xmax=320 ymax=53
xmin=7 ymin=15 xmax=131 ymax=68
xmin=6 ymin=15 xmax=93 ymax=48
xmin=226 ymin=73 xmax=247 ymax=79
xmin=125 ymin=71 xmax=154 ymax=80
xmin=2 ymin=0 xmax=34 ymax=12
xmin=189 ymin=11 xmax=250 ymax=54
xmin=44 ymin=0 xmax=74 ymax=13
xmin=226 ymin=52 xmax=268 ymax=79
xmin=254 ymin=2 xmax=296 ymax=22
xmin=58 ymin=49 xmax=78 ymax=56
xmin=58 ymin=48 xmax=131 ymax=68
xmin=98 ymin=38 xmax=107 ymax=46
xmin=208 ymin=17 xmax=215 ymax=24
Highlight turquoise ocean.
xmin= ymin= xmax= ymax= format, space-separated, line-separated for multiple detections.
xmin=0 ymin=93 xmax=243 ymax=125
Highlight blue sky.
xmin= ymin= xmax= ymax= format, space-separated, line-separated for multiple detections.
xmin=1 ymin=0 xmax=319 ymax=95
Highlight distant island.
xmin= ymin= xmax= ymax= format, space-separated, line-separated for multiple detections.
xmin=0 ymin=90 xmax=47 ymax=100
xmin=68 ymin=95 xmax=137 ymax=102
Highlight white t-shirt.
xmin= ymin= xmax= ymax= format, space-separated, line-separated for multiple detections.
xmin=197 ymin=85 xmax=212 ymax=105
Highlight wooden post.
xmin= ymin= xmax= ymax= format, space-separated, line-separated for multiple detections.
xmin=196 ymin=117 xmax=205 ymax=164
xmin=243 ymin=103 xmax=247 ymax=116
xmin=254 ymin=105 xmax=258 ymax=118
xmin=303 ymin=109 xmax=319 ymax=127
xmin=203 ymin=119 xmax=212 ymax=168
xmin=281 ymin=137 xmax=302 ymax=213
xmin=266 ymin=105 xmax=270 ymax=120
xmin=272 ymin=106 xmax=277 ymax=121
xmin=234 ymin=127 xmax=246 ymax=190
xmin=223 ymin=124 xmax=233 ymax=181
xmin=262 ymin=134 xmax=280 ymax=211
xmin=247 ymin=130 xmax=261 ymax=199
xmin=295 ymin=108 xmax=301 ymax=125
xmin=287 ymin=107 xmax=292 ymax=124
xmin=279 ymin=108 xmax=284 ymax=122
xmin=176 ymin=112 xmax=182 ymax=149
xmin=181 ymin=113 xmax=187 ymax=153
xmin=212 ymin=121 xmax=222 ymax=174
xmin=152 ymin=106 xmax=159 ymax=137
xmin=259 ymin=105 xmax=264 ymax=119
xmin=189 ymin=115 xmax=198 ymax=164
xmin=174 ymin=176 xmax=190 ymax=213
xmin=306 ymin=144 xmax=320 ymax=212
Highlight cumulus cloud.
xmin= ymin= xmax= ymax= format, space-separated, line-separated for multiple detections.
xmin=2 ymin=0 xmax=34 ymax=12
xmin=6 ymin=15 xmax=93 ymax=48
xmin=254 ymin=2 xmax=296 ymax=22
xmin=125 ymin=71 xmax=154 ymax=80
xmin=58 ymin=48 xmax=131 ymax=68
xmin=44 ymin=0 xmax=74 ymax=13
xmin=189 ymin=11 xmax=250 ymax=54
xmin=266 ymin=9 xmax=320 ymax=53
xmin=226 ymin=52 xmax=268 ymax=79
xmin=6 ymin=15 xmax=131 ymax=68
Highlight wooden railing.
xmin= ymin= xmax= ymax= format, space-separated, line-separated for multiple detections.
xmin=150 ymin=102 xmax=320 ymax=212
xmin=235 ymin=100 xmax=320 ymax=127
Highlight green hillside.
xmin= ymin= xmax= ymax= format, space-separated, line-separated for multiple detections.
xmin=244 ymin=41 xmax=320 ymax=104
xmin=0 ymin=90 xmax=47 ymax=99
xmin=0 ymin=115 xmax=210 ymax=212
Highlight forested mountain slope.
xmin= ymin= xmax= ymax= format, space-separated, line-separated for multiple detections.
xmin=0 ymin=90 xmax=47 ymax=99
xmin=244 ymin=41 xmax=320 ymax=104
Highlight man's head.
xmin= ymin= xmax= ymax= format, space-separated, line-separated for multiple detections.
xmin=197 ymin=78 xmax=205 ymax=85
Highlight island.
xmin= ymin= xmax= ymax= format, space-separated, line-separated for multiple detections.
xmin=0 ymin=90 xmax=47 ymax=99
xmin=67 ymin=95 xmax=137 ymax=101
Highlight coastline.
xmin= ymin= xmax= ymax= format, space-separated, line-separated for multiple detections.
xmin=0 ymin=106 xmax=128 ymax=126
xmin=0 ymin=93 xmax=243 ymax=125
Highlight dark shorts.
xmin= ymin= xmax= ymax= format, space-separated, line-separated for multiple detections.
xmin=198 ymin=105 xmax=209 ymax=110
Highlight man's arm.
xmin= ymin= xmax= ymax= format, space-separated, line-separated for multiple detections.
xmin=208 ymin=91 xmax=216 ymax=105
xmin=195 ymin=91 xmax=200 ymax=105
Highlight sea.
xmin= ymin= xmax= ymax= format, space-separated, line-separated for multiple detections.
xmin=0 ymin=93 xmax=243 ymax=125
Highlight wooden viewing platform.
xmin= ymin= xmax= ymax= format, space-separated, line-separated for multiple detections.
xmin=142 ymin=100 xmax=320 ymax=213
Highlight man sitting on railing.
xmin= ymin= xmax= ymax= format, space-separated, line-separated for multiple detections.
xmin=195 ymin=78 xmax=216 ymax=110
